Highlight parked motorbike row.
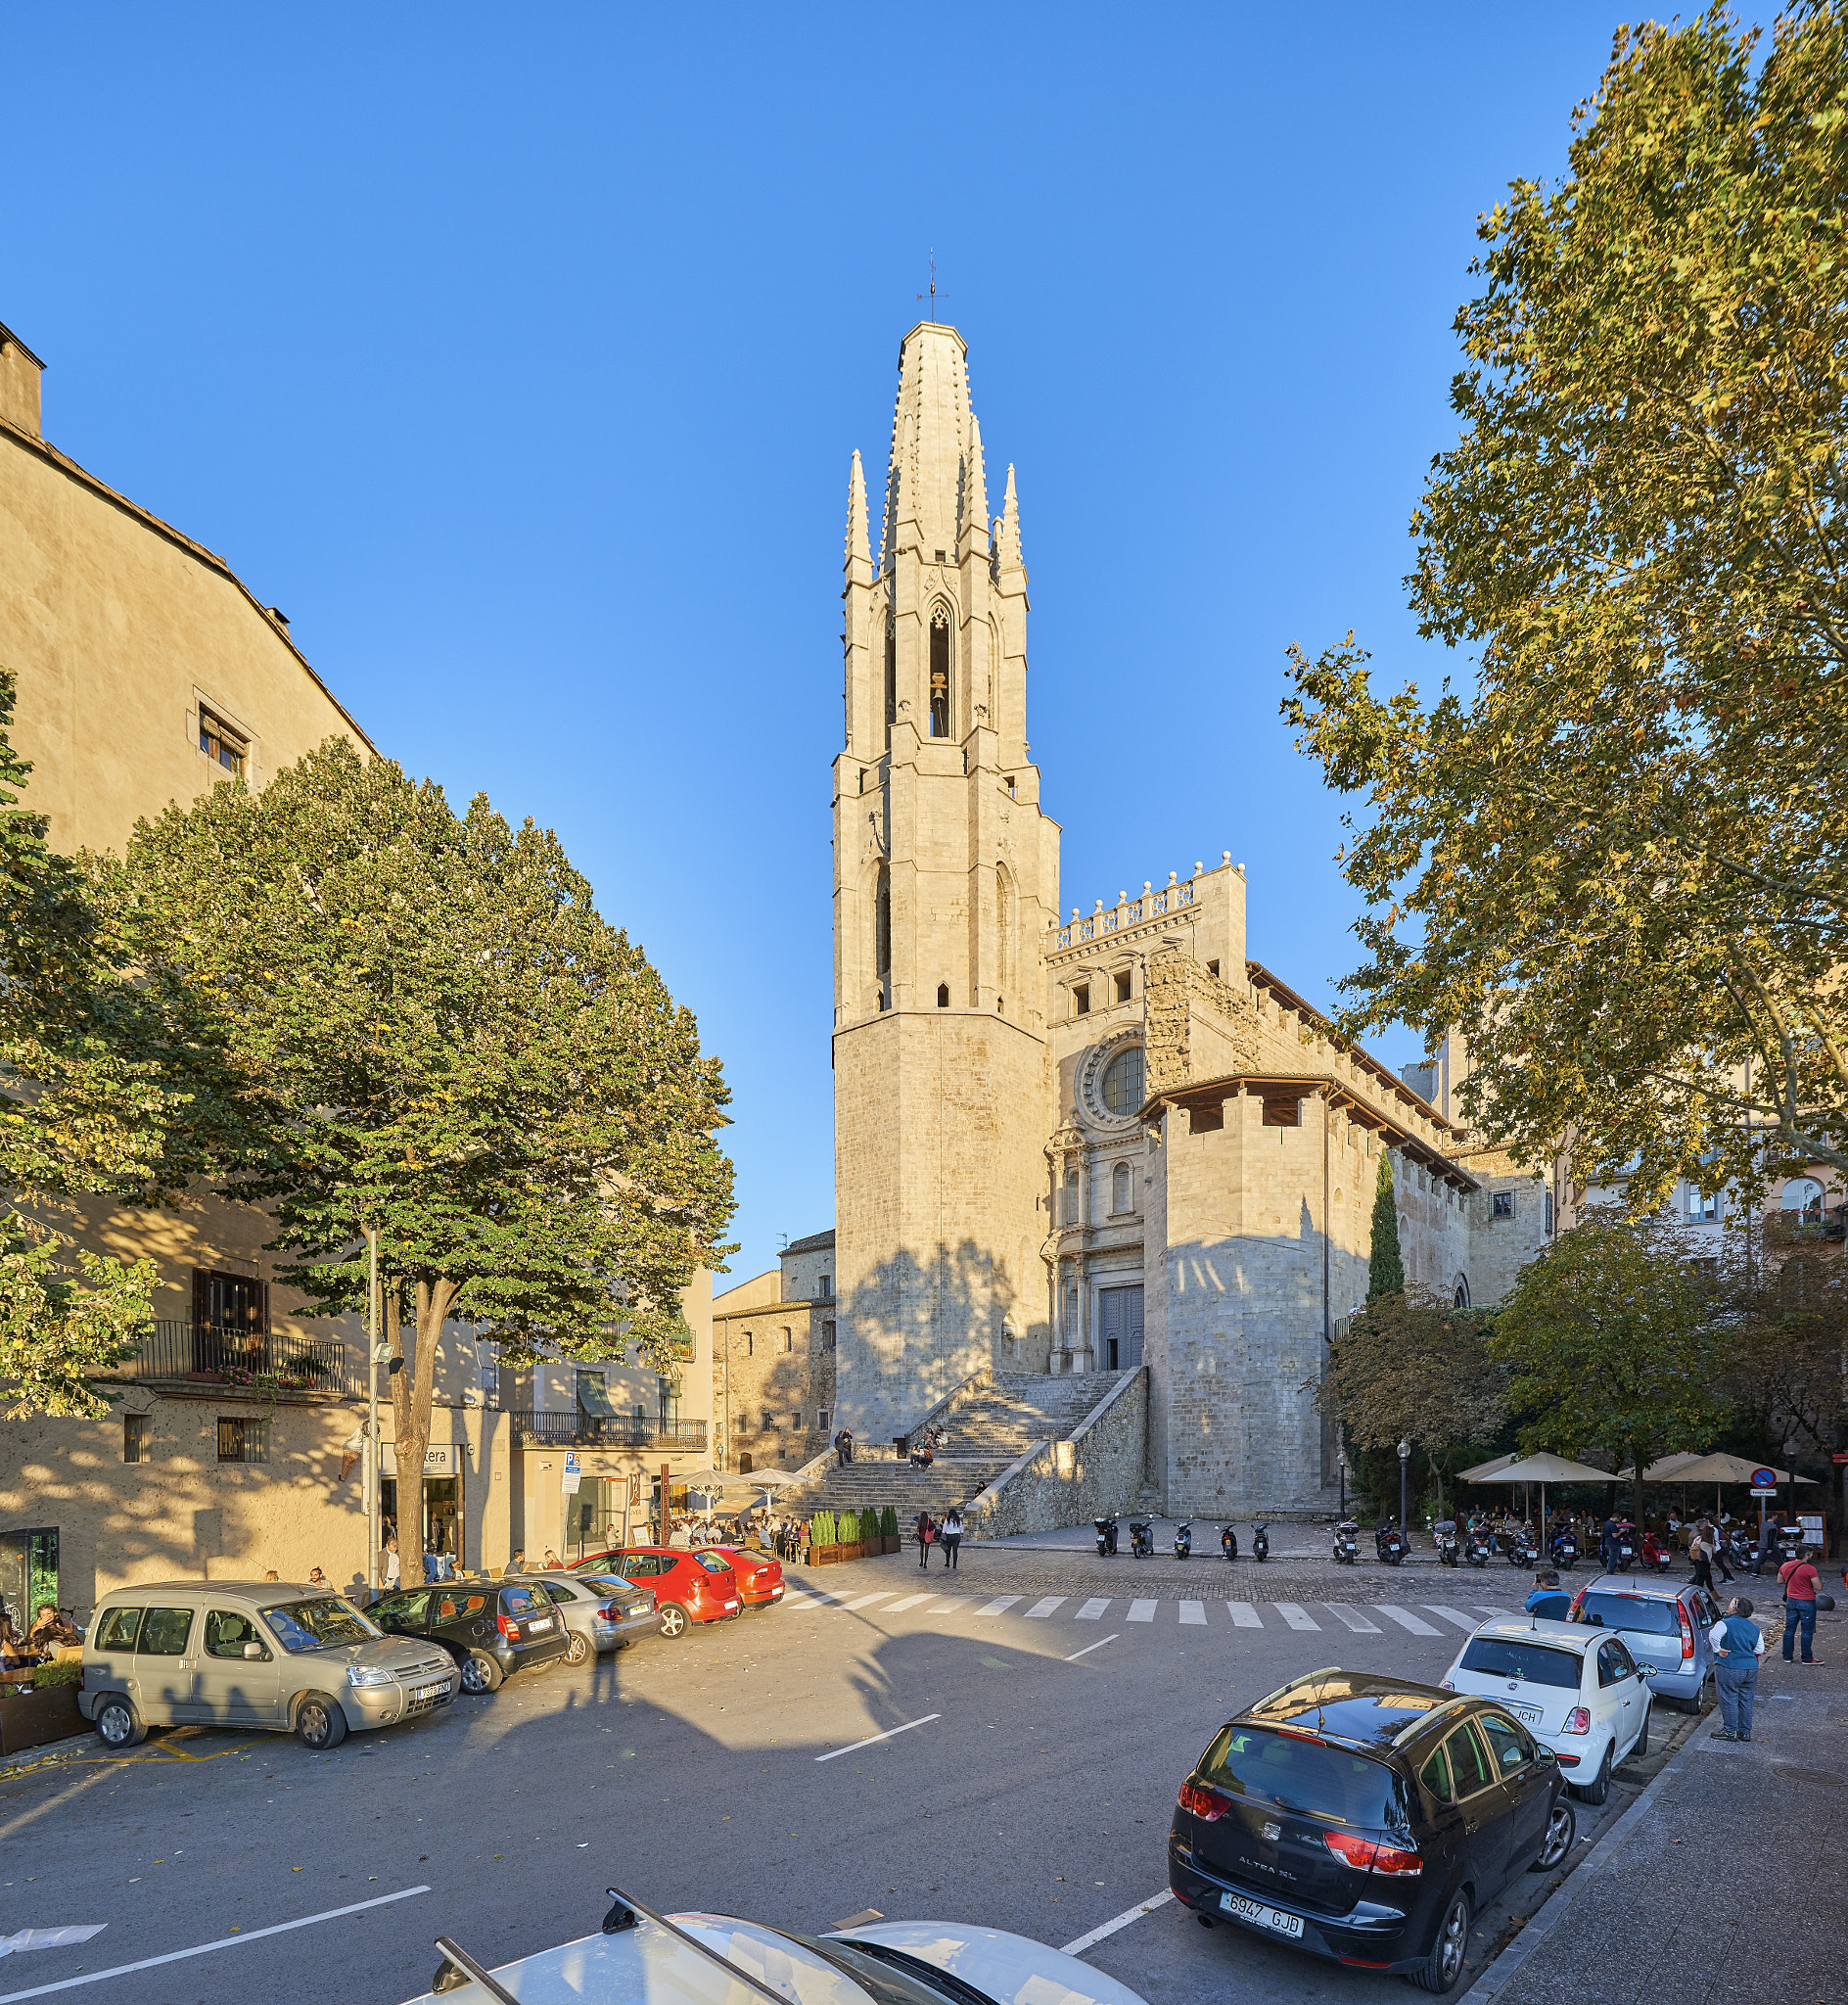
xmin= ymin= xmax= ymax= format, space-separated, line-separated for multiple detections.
xmin=1091 ymin=1516 xmax=1270 ymax=1561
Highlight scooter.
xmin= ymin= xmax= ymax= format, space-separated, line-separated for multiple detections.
xmin=1093 ymin=1516 xmax=1119 ymax=1558
xmin=1434 ymin=1520 xmax=1460 ymax=1566
xmin=1332 ymin=1519 xmax=1360 ymax=1564
xmin=1640 ymin=1528 xmax=1675 ymax=1573
xmin=1611 ymin=1521 xmax=1638 ymax=1572
xmin=1219 ymin=1524 xmax=1240 ymax=1562
xmin=1723 ymin=1526 xmax=1757 ymax=1576
xmin=1174 ymin=1520 xmax=1192 ymax=1560
xmin=1375 ymin=1520 xmax=1409 ymax=1567
xmin=1129 ymin=1518 xmax=1154 ymax=1559
xmin=1464 ymin=1525 xmax=1493 ymax=1568
xmin=1252 ymin=1522 xmax=1270 ymax=1563
xmin=1505 ymin=1523 xmax=1538 ymax=1568
xmin=1771 ymin=1523 xmax=1806 ymax=1567
xmin=1550 ymin=1528 xmax=1579 ymax=1570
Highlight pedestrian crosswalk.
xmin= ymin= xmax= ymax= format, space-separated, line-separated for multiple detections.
xmin=776 ymin=1588 xmax=1518 ymax=1633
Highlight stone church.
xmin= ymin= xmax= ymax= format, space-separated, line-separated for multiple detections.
xmin=831 ymin=320 xmax=1548 ymax=1515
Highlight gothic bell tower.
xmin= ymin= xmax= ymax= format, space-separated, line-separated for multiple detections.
xmin=831 ymin=322 xmax=1060 ymax=1439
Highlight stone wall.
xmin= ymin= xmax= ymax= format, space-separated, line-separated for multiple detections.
xmin=713 ymin=1273 xmax=837 ymax=1473
xmin=966 ymin=1368 xmax=1148 ymax=1537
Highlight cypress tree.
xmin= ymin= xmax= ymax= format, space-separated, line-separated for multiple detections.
xmin=1367 ymin=1150 xmax=1405 ymax=1302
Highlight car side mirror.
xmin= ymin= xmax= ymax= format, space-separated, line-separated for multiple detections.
xmin=1638 ymin=1663 xmax=1657 ymax=1677
xmin=244 ymin=1642 xmax=268 ymax=1660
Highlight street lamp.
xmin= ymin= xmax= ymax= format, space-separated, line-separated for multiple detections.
xmin=1337 ymin=1449 xmax=1348 ymax=1516
xmin=1398 ymin=1438 xmax=1410 ymax=1533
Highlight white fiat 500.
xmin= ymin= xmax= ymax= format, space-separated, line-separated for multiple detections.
xmin=1440 ymin=1616 xmax=1655 ymax=1806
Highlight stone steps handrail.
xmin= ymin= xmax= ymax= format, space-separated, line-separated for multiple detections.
xmin=1066 ymin=1367 xmax=1144 ymax=1444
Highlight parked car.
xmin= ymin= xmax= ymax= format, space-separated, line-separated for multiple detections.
xmin=80 ymin=1580 xmax=456 ymax=1751
xmin=1566 ymin=1574 xmax=1717 ymax=1712
xmin=366 ymin=1577 xmax=573 ymax=1693
xmin=1442 ymin=1616 xmax=1654 ymax=1803
xmin=529 ymin=1571 xmax=658 ymax=1664
xmin=1168 ymin=1668 xmax=1575 ymax=1993
xmin=405 ymin=1893 xmax=1151 ymax=2005
xmin=698 ymin=1545 xmax=784 ymax=1609
xmin=572 ymin=1546 xmax=743 ymax=1639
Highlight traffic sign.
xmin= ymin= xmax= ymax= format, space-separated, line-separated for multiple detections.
xmin=1750 ymin=1467 xmax=1777 ymax=1489
xmin=564 ymin=1451 xmax=581 ymax=1475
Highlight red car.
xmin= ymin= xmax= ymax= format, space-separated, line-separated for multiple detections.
xmin=698 ymin=1545 xmax=784 ymax=1609
xmin=573 ymin=1547 xmax=742 ymax=1639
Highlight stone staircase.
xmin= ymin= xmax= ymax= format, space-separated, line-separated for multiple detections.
xmin=790 ymin=1371 xmax=1124 ymax=1524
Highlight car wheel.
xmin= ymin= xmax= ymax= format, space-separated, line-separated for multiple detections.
xmin=93 ymin=1694 xmax=145 ymax=1749
xmin=459 ymin=1650 xmax=504 ymax=1695
xmin=1576 ymin=1742 xmax=1614 ymax=1806
xmin=658 ymin=1602 xmax=689 ymax=1640
xmin=295 ymin=1693 xmax=348 ymax=1749
xmin=1632 ymin=1707 xmax=1649 ymax=1760
xmin=1530 ymin=1795 xmax=1575 ymax=1872
xmin=1409 ymin=1888 xmax=1471 ymax=1994
xmin=562 ymin=1630 xmax=591 ymax=1668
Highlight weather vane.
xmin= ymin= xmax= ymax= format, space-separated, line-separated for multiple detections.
xmin=917 ymin=250 xmax=937 ymax=322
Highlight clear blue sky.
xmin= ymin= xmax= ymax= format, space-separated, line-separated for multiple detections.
xmin=3 ymin=4 xmax=1706 ymax=1285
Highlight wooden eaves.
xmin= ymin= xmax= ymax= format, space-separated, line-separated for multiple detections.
xmin=1137 ymin=1072 xmax=1482 ymax=1195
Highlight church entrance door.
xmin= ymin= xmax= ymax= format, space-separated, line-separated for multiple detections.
xmin=1099 ymin=1284 xmax=1143 ymax=1370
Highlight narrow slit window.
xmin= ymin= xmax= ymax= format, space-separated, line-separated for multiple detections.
xmin=929 ymin=607 xmax=950 ymax=738
xmin=884 ymin=614 xmax=897 ymax=748
xmin=937 ymin=983 xmax=949 ymax=1007
xmin=874 ymin=865 xmax=891 ymax=995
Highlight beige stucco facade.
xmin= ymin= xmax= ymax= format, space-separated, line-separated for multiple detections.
xmin=712 ymin=1233 xmax=837 ymax=1473
xmin=830 ymin=321 xmax=1553 ymax=1514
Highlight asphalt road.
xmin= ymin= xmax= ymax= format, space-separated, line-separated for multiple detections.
xmin=0 ymin=1551 xmax=1683 ymax=2005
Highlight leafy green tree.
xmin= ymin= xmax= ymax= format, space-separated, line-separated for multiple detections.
xmin=1284 ymin=5 xmax=1848 ymax=1208
xmin=1490 ymin=1214 xmax=1725 ymax=1524
xmin=1316 ymin=1288 xmax=1505 ymax=1515
xmin=120 ymin=741 xmax=736 ymax=1583
xmin=1367 ymin=1151 xmax=1404 ymax=1302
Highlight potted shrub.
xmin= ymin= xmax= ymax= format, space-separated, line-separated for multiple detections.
xmin=881 ymin=1505 xmax=900 ymax=1554
xmin=0 ymin=1658 xmax=83 ymax=1755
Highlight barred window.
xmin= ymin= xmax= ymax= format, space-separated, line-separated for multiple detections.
xmin=217 ymin=1416 xmax=268 ymax=1464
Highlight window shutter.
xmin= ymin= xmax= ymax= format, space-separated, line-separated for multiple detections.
xmin=259 ymin=1281 xmax=271 ymax=1337
xmin=193 ymin=1268 xmax=210 ymax=1333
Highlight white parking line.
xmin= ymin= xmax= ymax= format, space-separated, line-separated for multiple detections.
xmin=1076 ymin=1598 xmax=1112 ymax=1620
xmin=1321 ymin=1603 xmax=1382 ymax=1634
xmin=1423 ymin=1605 xmax=1485 ymax=1631
xmin=814 ymin=1714 xmax=942 ymax=1763
xmin=1058 ymin=1888 xmax=1175 ymax=1958
xmin=976 ymin=1596 xmax=1022 ymax=1616
xmin=1024 ymin=1597 xmax=1068 ymax=1619
xmin=1374 ymin=1605 xmax=1443 ymax=1636
xmin=1274 ymin=1603 xmax=1320 ymax=1631
xmin=1178 ymin=1601 xmax=1206 ymax=1625
xmin=1128 ymin=1600 xmax=1158 ymax=1622
xmin=1066 ymin=1634 xmax=1120 ymax=1662
xmin=0 ymin=1887 xmax=430 ymax=2005
xmin=880 ymin=1594 xmax=935 ymax=1613
xmin=1227 ymin=1602 xmax=1263 ymax=1628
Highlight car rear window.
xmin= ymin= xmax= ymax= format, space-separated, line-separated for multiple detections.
xmin=579 ymin=1576 xmax=629 ymax=1598
xmin=1577 ymin=1591 xmax=1680 ymax=1636
xmin=1200 ymin=1726 xmax=1409 ymax=1828
xmin=538 ymin=1580 xmax=581 ymax=1602
xmin=1456 ymin=1638 xmax=1584 ymax=1689
xmin=695 ymin=1553 xmax=732 ymax=1575
xmin=263 ymin=1598 xmax=381 ymax=1652
xmin=501 ymin=1585 xmax=547 ymax=1617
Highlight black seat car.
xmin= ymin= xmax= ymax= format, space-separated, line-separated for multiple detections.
xmin=366 ymin=1577 xmax=572 ymax=1694
xmin=1169 ymin=1668 xmax=1575 ymax=1995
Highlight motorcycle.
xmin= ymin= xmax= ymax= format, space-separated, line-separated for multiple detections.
xmin=1375 ymin=1520 xmax=1409 ymax=1567
xmin=1724 ymin=1527 xmax=1757 ymax=1576
xmin=1252 ymin=1522 xmax=1270 ymax=1563
xmin=1219 ymin=1523 xmax=1239 ymax=1562
xmin=1129 ymin=1518 xmax=1154 ymax=1559
xmin=1332 ymin=1519 xmax=1360 ymax=1564
xmin=1611 ymin=1520 xmax=1638 ymax=1572
xmin=1549 ymin=1528 xmax=1579 ymax=1571
xmin=1770 ymin=1523 xmax=1805 ymax=1567
xmin=1640 ymin=1529 xmax=1675 ymax=1573
xmin=1174 ymin=1520 xmax=1192 ymax=1560
xmin=1093 ymin=1515 xmax=1119 ymax=1558
xmin=1434 ymin=1519 xmax=1460 ymax=1567
xmin=1505 ymin=1522 xmax=1538 ymax=1568
xmin=1464 ymin=1525 xmax=1493 ymax=1568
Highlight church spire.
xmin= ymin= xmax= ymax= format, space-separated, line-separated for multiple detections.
xmin=845 ymin=449 xmax=871 ymax=579
xmin=996 ymin=462 xmax=1025 ymax=583
xmin=962 ymin=413 xmax=990 ymax=561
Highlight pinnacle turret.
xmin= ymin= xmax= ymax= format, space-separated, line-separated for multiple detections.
xmin=996 ymin=463 xmax=1025 ymax=582
xmin=845 ymin=449 xmax=871 ymax=576
xmin=962 ymin=414 xmax=990 ymax=560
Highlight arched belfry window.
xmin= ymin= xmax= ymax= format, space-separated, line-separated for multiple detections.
xmin=874 ymin=864 xmax=891 ymax=1005
xmin=929 ymin=605 xmax=950 ymax=738
xmin=884 ymin=613 xmax=897 ymax=749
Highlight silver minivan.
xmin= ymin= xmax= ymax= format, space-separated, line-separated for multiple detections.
xmin=80 ymin=1579 xmax=457 ymax=1749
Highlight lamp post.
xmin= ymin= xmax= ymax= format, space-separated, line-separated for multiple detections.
xmin=1398 ymin=1438 xmax=1410 ymax=1533
xmin=366 ymin=1228 xmax=381 ymax=1595
xmin=1337 ymin=1449 xmax=1348 ymax=1517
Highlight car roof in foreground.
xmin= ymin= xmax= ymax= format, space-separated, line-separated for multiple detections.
xmin=1234 ymin=1669 xmax=1458 ymax=1753
xmin=1466 ymin=1617 xmax=1594 ymax=1652
xmin=828 ymin=1918 xmax=1149 ymax=2005
xmin=1578 ymin=1573 xmax=1690 ymax=1601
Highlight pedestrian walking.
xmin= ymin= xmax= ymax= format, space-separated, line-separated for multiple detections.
xmin=914 ymin=1511 xmax=936 ymax=1568
xmin=940 ymin=1506 xmax=963 ymax=1570
xmin=381 ymin=1537 xmax=400 ymax=1590
xmin=1709 ymin=1596 xmax=1765 ymax=1741
xmin=1779 ymin=1547 xmax=1822 ymax=1665
xmin=1688 ymin=1524 xmax=1713 ymax=1594
xmin=1708 ymin=1517 xmax=1735 ymax=1584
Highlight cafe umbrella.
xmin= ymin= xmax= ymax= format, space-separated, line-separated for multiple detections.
xmin=1473 ymin=1451 xmax=1616 ymax=1554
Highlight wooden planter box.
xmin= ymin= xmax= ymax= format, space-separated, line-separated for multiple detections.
xmin=0 ymin=1684 xmax=84 ymax=1756
xmin=808 ymin=1536 xmax=901 ymax=1564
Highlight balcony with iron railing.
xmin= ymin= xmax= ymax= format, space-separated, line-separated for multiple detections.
xmin=99 ymin=1321 xmax=361 ymax=1400
xmin=506 ymin=1411 xmax=707 ymax=1452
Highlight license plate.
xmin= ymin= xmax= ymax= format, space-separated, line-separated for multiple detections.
xmin=1509 ymin=1703 xmax=1542 ymax=1724
xmin=412 ymin=1683 xmax=444 ymax=1702
xmin=1221 ymin=1892 xmax=1303 ymax=1938
xmin=527 ymin=1616 xmax=554 ymax=1633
